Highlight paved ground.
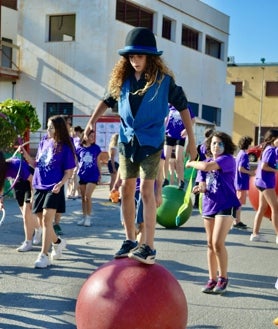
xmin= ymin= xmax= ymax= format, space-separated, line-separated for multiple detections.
xmin=0 ymin=183 xmax=277 ymax=329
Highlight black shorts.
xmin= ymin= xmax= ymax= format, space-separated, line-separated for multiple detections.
xmin=107 ymin=160 xmax=119 ymax=174
xmin=32 ymin=186 xmax=65 ymax=214
xmin=204 ymin=207 xmax=237 ymax=219
xmin=14 ymin=179 xmax=32 ymax=207
xmin=79 ymin=179 xmax=98 ymax=185
xmin=165 ymin=136 xmax=185 ymax=147
xmin=256 ymin=185 xmax=266 ymax=192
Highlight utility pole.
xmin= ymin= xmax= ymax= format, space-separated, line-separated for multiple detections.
xmin=258 ymin=58 xmax=265 ymax=144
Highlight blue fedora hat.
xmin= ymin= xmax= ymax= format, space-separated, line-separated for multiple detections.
xmin=118 ymin=27 xmax=163 ymax=56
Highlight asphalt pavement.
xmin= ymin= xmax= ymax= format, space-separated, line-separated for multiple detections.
xmin=0 ymin=182 xmax=277 ymax=329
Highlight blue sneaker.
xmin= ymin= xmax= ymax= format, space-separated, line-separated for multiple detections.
xmin=213 ymin=277 xmax=229 ymax=294
xmin=114 ymin=240 xmax=138 ymax=258
xmin=129 ymin=244 xmax=156 ymax=265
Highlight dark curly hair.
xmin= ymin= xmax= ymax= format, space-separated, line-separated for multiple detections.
xmin=205 ymin=131 xmax=236 ymax=157
xmin=238 ymin=136 xmax=253 ymax=150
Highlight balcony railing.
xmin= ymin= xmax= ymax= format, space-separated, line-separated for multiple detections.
xmin=0 ymin=38 xmax=20 ymax=80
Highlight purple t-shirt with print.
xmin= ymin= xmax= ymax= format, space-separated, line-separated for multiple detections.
xmin=255 ymin=145 xmax=277 ymax=189
xmin=165 ymin=105 xmax=195 ymax=140
xmin=76 ymin=143 xmax=101 ymax=183
xmin=235 ymin=150 xmax=250 ymax=190
xmin=200 ymin=154 xmax=240 ymax=216
xmin=33 ymin=138 xmax=76 ymax=190
xmin=6 ymin=158 xmax=31 ymax=181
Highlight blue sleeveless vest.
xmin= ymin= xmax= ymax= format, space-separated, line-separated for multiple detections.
xmin=118 ymin=74 xmax=170 ymax=148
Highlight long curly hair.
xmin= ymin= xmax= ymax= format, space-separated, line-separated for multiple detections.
xmin=108 ymin=55 xmax=174 ymax=100
xmin=205 ymin=131 xmax=237 ymax=157
xmin=48 ymin=115 xmax=75 ymax=156
xmin=0 ymin=151 xmax=7 ymax=192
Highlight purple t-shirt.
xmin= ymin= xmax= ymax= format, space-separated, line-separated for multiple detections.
xmin=200 ymin=154 xmax=240 ymax=216
xmin=6 ymin=158 xmax=31 ymax=181
xmin=235 ymin=150 xmax=250 ymax=190
xmin=165 ymin=105 xmax=194 ymax=140
xmin=76 ymin=143 xmax=101 ymax=183
xmin=33 ymin=138 xmax=76 ymax=190
xmin=255 ymin=145 xmax=277 ymax=189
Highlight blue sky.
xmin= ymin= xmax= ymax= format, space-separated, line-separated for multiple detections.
xmin=200 ymin=0 xmax=278 ymax=64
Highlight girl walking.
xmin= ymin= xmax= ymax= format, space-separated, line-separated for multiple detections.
xmin=76 ymin=130 xmax=101 ymax=227
xmin=0 ymin=152 xmax=41 ymax=251
xmin=186 ymin=131 xmax=240 ymax=294
xmin=250 ymin=129 xmax=278 ymax=243
xmin=234 ymin=136 xmax=256 ymax=228
xmin=22 ymin=115 xmax=76 ymax=268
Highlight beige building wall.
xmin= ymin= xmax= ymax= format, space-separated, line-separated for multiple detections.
xmin=227 ymin=63 xmax=278 ymax=145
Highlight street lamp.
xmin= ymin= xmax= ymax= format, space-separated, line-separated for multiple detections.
xmin=258 ymin=58 xmax=265 ymax=145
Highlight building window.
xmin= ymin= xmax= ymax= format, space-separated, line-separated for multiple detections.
xmin=181 ymin=26 xmax=199 ymax=50
xmin=116 ymin=0 xmax=153 ymax=30
xmin=49 ymin=15 xmax=76 ymax=42
xmin=205 ymin=36 xmax=221 ymax=59
xmin=1 ymin=38 xmax=12 ymax=68
xmin=45 ymin=103 xmax=73 ymax=128
xmin=162 ymin=17 xmax=172 ymax=40
xmin=265 ymin=81 xmax=278 ymax=96
xmin=231 ymin=82 xmax=243 ymax=96
xmin=202 ymin=105 xmax=221 ymax=126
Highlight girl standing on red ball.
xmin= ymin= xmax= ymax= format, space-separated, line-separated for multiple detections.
xmin=84 ymin=27 xmax=197 ymax=264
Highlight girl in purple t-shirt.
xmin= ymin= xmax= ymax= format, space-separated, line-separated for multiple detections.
xmin=163 ymin=104 xmax=195 ymax=190
xmin=234 ymin=136 xmax=256 ymax=228
xmin=76 ymin=130 xmax=101 ymax=227
xmin=250 ymin=129 xmax=278 ymax=243
xmin=186 ymin=131 xmax=240 ymax=295
xmin=22 ymin=115 xmax=76 ymax=269
xmin=0 ymin=153 xmax=41 ymax=252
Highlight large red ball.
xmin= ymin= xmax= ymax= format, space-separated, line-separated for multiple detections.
xmin=76 ymin=258 xmax=188 ymax=329
xmin=249 ymin=173 xmax=278 ymax=219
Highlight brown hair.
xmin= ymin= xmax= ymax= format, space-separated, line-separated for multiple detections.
xmin=260 ymin=129 xmax=278 ymax=158
xmin=205 ymin=131 xmax=236 ymax=157
xmin=48 ymin=115 xmax=75 ymax=156
xmin=107 ymin=55 xmax=174 ymax=100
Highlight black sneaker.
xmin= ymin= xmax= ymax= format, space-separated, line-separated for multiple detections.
xmin=178 ymin=181 xmax=185 ymax=190
xmin=162 ymin=178 xmax=169 ymax=187
xmin=129 ymin=244 xmax=156 ymax=265
xmin=114 ymin=240 xmax=138 ymax=259
xmin=233 ymin=221 xmax=247 ymax=229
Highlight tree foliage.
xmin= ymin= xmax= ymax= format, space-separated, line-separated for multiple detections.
xmin=0 ymin=99 xmax=41 ymax=151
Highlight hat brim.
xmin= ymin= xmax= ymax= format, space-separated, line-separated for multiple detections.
xmin=118 ymin=47 xmax=163 ymax=56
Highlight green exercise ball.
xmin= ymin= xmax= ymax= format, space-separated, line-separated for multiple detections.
xmin=157 ymin=185 xmax=192 ymax=228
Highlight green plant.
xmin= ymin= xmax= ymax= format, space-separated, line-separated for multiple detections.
xmin=0 ymin=99 xmax=41 ymax=151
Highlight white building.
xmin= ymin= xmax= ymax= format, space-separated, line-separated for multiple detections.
xmin=1 ymin=0 xmax=234 ymax=150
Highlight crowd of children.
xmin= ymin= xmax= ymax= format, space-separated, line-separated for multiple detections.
xmin=0 ymin=28 xmax=276 ymax=300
